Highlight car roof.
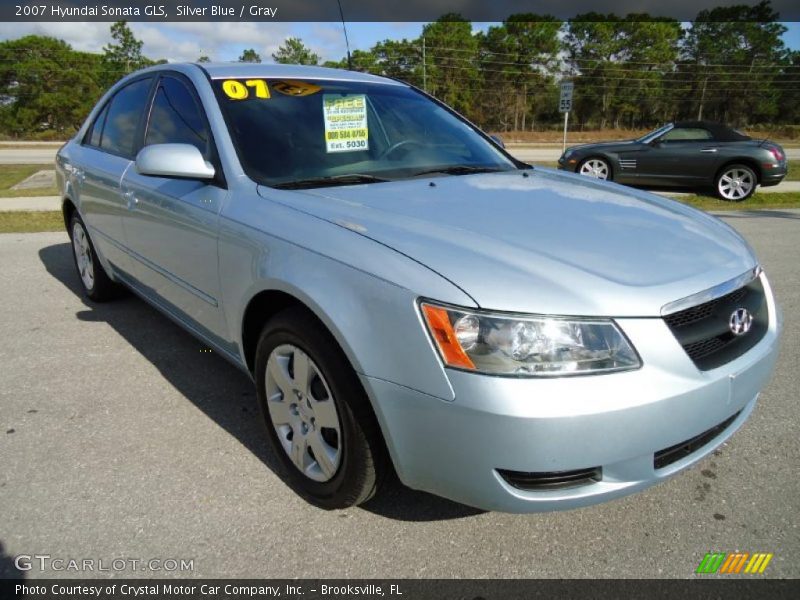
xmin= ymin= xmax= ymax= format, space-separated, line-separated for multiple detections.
xmin=181 ymin=62 xmax=406 ymax=86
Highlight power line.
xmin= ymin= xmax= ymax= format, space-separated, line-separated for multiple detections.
xmin=422 ymin=44 xmax=789 ymax=69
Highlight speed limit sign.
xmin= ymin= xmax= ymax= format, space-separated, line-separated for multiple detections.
xmin=559 ymin=81 xmax=574 ymax=152
xmin=559 ymin=81 xmax=574 ymax=113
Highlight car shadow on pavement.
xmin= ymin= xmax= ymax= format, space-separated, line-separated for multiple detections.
xmin=38 ymin=243 xmax=482 ymax=522
xmin=0 ymin=541 xmax=23 ymax=579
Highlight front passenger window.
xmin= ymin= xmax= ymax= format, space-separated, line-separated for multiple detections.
xmin=145 ymin=77 xmax=210 ymax=158
xmin=100 ymin=78 xmax=153 ymax=157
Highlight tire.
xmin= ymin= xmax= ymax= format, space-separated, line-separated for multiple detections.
xmin=68 ymin=213 xmax=119 ymax=302
xmin=715 ymin=164 xmax=757 ymax=202
xmin=254 ymin=307 xmax=389 ymax=509
xmin=578 ymin=157 xmax=612 ymax=181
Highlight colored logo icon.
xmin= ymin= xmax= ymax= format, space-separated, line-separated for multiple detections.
xmin=696 ymin=552 xmax=773 ymax=574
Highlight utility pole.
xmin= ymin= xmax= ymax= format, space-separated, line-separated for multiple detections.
xmin=697 ymin=76 xmax=707 ymax=121
xmin=422 ymin=36 xmax=427 ymax=92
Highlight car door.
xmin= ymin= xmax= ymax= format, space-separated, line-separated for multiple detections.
xmin=67 ymin=77 xmax=154 ymax=276
xmin=635 ymin=127 xmax=721 ymax=187
xmin=121 ymin=73 xmax=230 ymax=345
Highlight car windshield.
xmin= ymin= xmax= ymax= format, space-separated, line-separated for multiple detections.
xmin=636 ymin=124 xmax=673 ymax=143
xmin=213 ymin=78 xmax=518 ymax=188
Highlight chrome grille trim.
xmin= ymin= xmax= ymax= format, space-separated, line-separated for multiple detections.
xmin=661 ymin=266 xmax=762 ymax=317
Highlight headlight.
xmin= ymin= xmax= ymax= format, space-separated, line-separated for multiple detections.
xmin=420 ymin=302 xmax=641 ymax=376
xmin=562 ymin=149 xmax=574 ymax=159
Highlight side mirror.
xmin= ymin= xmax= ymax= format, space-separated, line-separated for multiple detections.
xmin=649 ymin=138 xmax=663 ymax=147
xmin=135 ymin=144 xmax=215 ymax=180
xmin=490 ymin=135 xmax=505 ymax=149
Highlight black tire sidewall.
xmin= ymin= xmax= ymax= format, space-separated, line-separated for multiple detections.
xmin=254 ymin=309 xmax=378 ymax=508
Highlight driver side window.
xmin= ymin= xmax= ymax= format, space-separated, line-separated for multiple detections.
xmin=144 ymin=76 xmax=211 ymax=159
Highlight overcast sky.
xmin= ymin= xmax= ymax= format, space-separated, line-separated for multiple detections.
xmin=0 ymin=21 xmax=798 ymax=64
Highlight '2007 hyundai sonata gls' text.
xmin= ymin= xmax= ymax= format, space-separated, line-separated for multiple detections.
xmin=56 ymin=63 xmax=781 ymax=512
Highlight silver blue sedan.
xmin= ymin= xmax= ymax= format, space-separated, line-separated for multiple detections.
xmin=56 ymin=63 xmax=781 ymax=512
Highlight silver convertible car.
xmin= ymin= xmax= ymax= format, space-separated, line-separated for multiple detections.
xmin=57 ymin=63 xmax=781 ymax=512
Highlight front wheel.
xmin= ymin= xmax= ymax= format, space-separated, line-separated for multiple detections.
xmin=715 ymin=164 xmax=756 ymax=201
xmin=578 ymin=157 xmax=612 ymax=181
xmin=254 ymin=307 xmax=389 ymax=509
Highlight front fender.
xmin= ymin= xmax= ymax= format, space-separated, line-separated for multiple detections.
xmin=218 ymin=194 xmax=476 ymax=401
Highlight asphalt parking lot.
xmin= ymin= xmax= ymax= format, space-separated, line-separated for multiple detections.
xmin=0 ymin=211 xmax=798 ymax=579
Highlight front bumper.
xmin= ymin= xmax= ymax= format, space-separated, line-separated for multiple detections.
xmin=557 ymin=155 xmax=577 ymax=171
xmin=362 ymin=276 xmax=781 ymax=513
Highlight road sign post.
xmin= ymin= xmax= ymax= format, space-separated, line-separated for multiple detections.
xmin=559 ymin=81 xmax=574 ymax=154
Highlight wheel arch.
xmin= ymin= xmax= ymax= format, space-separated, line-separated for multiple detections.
xmin=241 ymin=288 xmax=308 ymax=375
xmin=715 ymin=158 xmax=762 ymax=184
xmin=62 ymin=197 xmax=77 ymax=230
xmin=240 ymin=285 xmax=364 ymax=381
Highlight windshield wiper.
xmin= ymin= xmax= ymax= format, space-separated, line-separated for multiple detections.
xmin=410 ymin=165 xmax=507 ymax=178
xmin=273 ymin=173 xmax=390 ymax=190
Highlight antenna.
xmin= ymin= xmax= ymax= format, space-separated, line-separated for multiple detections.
xmin=336 ymin=0 xmax=353 ymax=70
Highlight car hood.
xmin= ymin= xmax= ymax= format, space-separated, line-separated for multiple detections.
xmin=565 ymin=140 xmax=637 ymax=154
xmin=257 ymin=169 xmax=756 ymax=317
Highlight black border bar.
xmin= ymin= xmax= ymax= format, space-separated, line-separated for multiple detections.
xmin=3 ymin=1 xmax=800 ymax=22
xmin=2 ymin=579 xmax=800 ymax=600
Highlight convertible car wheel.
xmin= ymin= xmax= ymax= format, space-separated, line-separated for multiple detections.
xmin=715 ymin=164 xmax=756 ymax=202
xmin=578 ymin=158 xmax=612 ymax=181
xmin=255 ymin=307 xmax=388 ymax=509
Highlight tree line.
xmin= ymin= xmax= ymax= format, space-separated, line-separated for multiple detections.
xmin=1 ymin=2 xmax=798 ymax=139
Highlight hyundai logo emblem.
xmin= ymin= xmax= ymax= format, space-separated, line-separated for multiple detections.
xmin=729 ymin=308 xmax=753 ymax=336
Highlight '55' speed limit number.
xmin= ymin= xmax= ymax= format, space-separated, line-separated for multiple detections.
xmin=559 ymin=81 xmax=574 ymax=113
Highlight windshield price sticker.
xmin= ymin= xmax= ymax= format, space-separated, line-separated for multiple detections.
xmin=221 ymin=80 xmax=270 ymax=100
xmin=323 ymin=95 xmax=369 ymax=153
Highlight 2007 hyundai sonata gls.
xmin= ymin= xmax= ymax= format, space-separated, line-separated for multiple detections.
xmin=56 ymin=63 xmax=781 ymax=512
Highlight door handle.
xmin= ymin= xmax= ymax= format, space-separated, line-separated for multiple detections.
xmin=123 ymin=189 xmax=138 ymax=209
xmin=700 ymin=148 xmax=718 ymax=153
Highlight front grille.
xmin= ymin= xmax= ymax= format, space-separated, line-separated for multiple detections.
xmin=664 ymin=277 xmax=767 ymax=370
xmin=498 ymin=467 xmax=602 ymax=491
xmin=665 ymin=287 xmax=747 ymax=328
xmin=654 ymin=411 xmax=741 ymax=469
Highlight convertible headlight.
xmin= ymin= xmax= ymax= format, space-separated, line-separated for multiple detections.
xmin=421 ymin=303 xmax=641 ymax=376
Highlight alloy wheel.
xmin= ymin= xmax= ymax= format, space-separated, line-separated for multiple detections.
xmin=718 ymin=168 xmax=754 ymax=201
xmin=579 ymin=159 xmax=610 ymax=180
xmin=265 ymin=344 xmax=342 ymax=482
xmin=72 ymin=221 xmax=95 ymax=291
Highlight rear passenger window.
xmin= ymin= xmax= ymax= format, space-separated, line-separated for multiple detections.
xmin=663 ymin=128 xmax=713 ymax=142
xmin=145 ymin=77 xmax=210 ymax=158
xmin=100 ymin=78 xmax=153 ymax=157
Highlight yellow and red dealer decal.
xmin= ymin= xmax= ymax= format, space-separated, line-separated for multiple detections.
xmin=272 ymin=80 xmax=321 ymax=97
